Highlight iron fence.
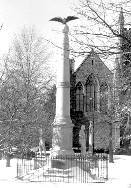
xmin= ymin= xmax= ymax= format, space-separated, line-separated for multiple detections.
xmin=17 ymin=153 xmax=108 ymax=183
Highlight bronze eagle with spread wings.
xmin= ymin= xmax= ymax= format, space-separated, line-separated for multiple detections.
xmin=50 ymin=16 xmax=78 ymax=24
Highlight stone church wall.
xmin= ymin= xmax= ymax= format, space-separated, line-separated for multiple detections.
xmin=70 ymin=50 xmax=120 ymax=151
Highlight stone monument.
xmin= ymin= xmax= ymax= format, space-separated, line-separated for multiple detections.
xmin=39 ymin=128 xmax=46 ymax=156
xmin=79 ymin=125 xmax=86 ymax=154
xmin=50 ymin=17 xmax=78 ymax=156
xmin=89 ymin=121 xmax=93 ymax=154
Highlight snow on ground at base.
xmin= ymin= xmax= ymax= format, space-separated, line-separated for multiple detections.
xmin=0 ymin=158 xmax=17 ymax=181
xmin=107 ymin=155 xmax=131 ymax=184
xmin=0 ymin=155 xmax=131 ymax=188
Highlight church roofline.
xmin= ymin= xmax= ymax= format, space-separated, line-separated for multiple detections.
xmin=74 ymin=49 xmax=95 ymax=73
xmin=73 ymin=49 xmax=113 ymax=75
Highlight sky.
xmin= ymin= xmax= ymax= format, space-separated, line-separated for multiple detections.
xmin=0 ymin=0 xmax=79 ymax=72
xmin=0 ymin=0 xmax=117 ymax=72
xmin=0 ymin=0 xmax=77 ymax=52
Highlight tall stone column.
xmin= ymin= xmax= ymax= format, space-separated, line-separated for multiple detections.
xmin=51 ymin=24 xmax=74 ymax=156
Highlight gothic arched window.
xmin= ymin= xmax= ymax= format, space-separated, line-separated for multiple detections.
xmin=100 ymin=82 xmax=108 ymax=113
xmin=85 ymin=74 xmax=97 ymax=112
xmin=75 ymin=82 xmax=84 ymax=112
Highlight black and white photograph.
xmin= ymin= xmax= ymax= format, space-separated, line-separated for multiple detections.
xmin=0 ymin=0 xmax=131 ymax=188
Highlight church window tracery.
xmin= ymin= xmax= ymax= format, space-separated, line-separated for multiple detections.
xmin=75 ymin=82 xmax=84 ymax=112
xmin=85 ymin=74 xmax=97 ymax=112
xmin=100 ymin=82 xmax=108 ymax=113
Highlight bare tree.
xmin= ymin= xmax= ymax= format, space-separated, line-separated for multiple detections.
xmin=72 ymin=0 xmax=131 ymax=58
xmin=70 ymin=0 xmax=131 ymax=159
xmin=0 ymin=27 xmax=54 ymax=164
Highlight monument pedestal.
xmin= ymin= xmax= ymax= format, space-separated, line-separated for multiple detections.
xmin=51 ymin=116 xmax=74 ymax=156
xmin=88 ymin=146 xmax=93 ymax=155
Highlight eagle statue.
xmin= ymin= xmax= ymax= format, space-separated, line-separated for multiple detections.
xmin=50 ymin=16 xmax=78 ymax=24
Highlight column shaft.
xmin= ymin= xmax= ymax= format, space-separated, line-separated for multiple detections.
xmin=51 ymin=24 xmax=74 ymax=156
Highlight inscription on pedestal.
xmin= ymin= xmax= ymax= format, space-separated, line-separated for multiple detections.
xmin=57 ymin=82 xmax=70 ymax=88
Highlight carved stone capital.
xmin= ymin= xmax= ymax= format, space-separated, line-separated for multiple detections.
xmin=63 ymin=24 xmax=69 ymax=34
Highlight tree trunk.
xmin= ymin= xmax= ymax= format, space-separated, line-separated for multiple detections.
xmin=6 ymin=153 xmax=11 ymax=167
xmin=109 ymin=123 xmax=114 ymax=163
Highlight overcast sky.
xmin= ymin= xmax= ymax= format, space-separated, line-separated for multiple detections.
xmin=0 ymin=0 xmax=116 ymax=71
xmin=0 ymin=0 xmax=77 ymax=52
xmin=0 ymin=0 xmax=80 ymax=73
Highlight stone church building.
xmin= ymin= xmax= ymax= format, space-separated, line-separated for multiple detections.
xmin=69 ymin=7 xmax=131 ymax=152
xmin=50 ymin=8 xmax=131 ymax=153
xmin=70 ymin=50 xmax=120 ymax=152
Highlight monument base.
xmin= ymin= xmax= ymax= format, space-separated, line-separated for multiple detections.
xmin=88 ymin=145 xmax=93 ymax=155
xmin=51 ymin=158 xmax=68 ymax=169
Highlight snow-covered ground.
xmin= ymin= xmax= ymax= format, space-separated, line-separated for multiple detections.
xmin=0 ymin=155 xmax=131 ymax=188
